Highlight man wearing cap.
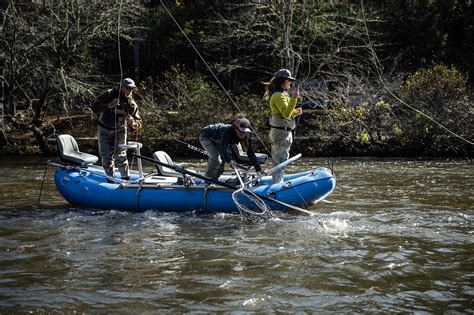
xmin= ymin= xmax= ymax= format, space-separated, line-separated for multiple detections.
xmin=263 ymin=68 xmax=302 ymax=183
xmin=198 ymin=117 xmax=262 ymax=181
xmin=92 ymin=78 xmax=142 ymax=181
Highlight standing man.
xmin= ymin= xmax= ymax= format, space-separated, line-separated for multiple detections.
xmin=92 ymin=78 xmax=142 ymax=180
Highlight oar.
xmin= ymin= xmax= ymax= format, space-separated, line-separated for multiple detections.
xmin=133 ymin=153 xmax=236 ymax=189
xmin=244 ymin=153 xmax=302 ymax=186
xmin=132 ymin=153 xmax=317 ymax=216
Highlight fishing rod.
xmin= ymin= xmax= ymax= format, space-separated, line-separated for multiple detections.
xmin=175 ymin=139 xmax=208 ymax=156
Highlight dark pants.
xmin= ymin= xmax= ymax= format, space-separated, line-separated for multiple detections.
xmin=98 ymin=125 xmax=129 ymax=178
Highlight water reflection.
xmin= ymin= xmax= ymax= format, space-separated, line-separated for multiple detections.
xmin=0 ymin=156 xmax=472 ymax=312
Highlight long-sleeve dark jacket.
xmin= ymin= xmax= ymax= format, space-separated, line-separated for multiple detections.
xmin=92 ymin=88 xmax=142 ymax=130
xmin=200 ymin=123 xmax=261 ymax=171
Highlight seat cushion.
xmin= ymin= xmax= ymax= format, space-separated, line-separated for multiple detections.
xmin=57 ymin=134 xmax=98 ymax=165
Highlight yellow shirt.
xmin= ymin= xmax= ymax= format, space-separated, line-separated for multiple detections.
xmin=269 ymin=91 xmax=299 ymax=119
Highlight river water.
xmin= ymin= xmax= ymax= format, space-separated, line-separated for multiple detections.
xmin=0 ymin=156 xmax=472 ymax=313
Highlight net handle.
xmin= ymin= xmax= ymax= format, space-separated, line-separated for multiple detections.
xmin=232 ymin=163 xmax=246 ymax=188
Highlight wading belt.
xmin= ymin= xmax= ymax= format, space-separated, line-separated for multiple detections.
xmin=270 ymin=125 xmax=294 ymax=132
xmin=98 ymin=121 xmax=125 ymax=131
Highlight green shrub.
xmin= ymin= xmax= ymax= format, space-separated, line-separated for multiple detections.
xmin=137 ymin=65 xmax=267 ymax=144
xmin=398 ymin=64 xmax=471 ymax=149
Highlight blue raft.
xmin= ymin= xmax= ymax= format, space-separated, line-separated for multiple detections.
xmin=49 ymin=135 xmax=336 ymax=213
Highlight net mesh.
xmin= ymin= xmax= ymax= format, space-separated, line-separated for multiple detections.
xmin=232 ymin=189 xmax=273 ymax=220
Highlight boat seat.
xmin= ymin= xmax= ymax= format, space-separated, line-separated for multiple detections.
xmin=230 ymin=143 xmax=268 ymax=165
xmin=57 ymin=134 xmax=98 ymax=166
xmin=152 ymin=151 xmax=183 ymax=177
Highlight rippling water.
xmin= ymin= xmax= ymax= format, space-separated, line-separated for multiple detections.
xmin=0 ymin=156 xmax=472 ymax=312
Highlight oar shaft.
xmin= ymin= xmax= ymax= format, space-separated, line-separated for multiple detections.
xmin=245 ymin=153 xmax=302 ymax=186
xmin=132 ymin=153 xmax=236 ymax=189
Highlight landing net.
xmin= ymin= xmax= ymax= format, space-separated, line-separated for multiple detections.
xmin=232 ymin=189 xmax=273 ymax=220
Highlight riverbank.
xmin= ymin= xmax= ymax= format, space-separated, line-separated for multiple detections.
xmin=1 ymin=134 xmax=472 ymax=158
xmin=2 ymin=101 xmax=472 ymax=158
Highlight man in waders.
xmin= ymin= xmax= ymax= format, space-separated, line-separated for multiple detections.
xmin=92 ymin=78 xmax=142 ymax=181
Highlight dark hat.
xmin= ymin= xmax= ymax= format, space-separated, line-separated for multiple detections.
xmin=234 ymin=117 xmax=252 ymax=133
xmin=274 ymin=68 xmax=296 ymax=81
xmin=122 ymin=78 xmax=136 ymax=88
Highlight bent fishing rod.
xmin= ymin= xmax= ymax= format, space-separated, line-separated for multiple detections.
xmin=159 ymin=0 xmax=271 ymax=155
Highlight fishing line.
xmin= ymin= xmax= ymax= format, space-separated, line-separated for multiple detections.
xmin=294 ymin=23 xmax=319 ymax=133
xmin=360 ymin=0 xmax=473 ymax=146
xmin=146 ymin=75 xmax=193 ymax=159
xmin=37 ymin=163 xmax=49 ymax=204
xmin=159 ymin=0 xmax=271 ymax=155
xmin=293 ymin=185 xmax=311 ymax=209
xmin=112 ymin=0 xmax=125 ymax=167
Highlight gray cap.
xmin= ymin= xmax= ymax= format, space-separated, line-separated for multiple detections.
xmin=122 ymin=78 xmax=136 ymax=88
xmin=235 ymin=117 xmax=252 ymax=133
xmin=274 ymin=68 xmax=296 ymax=81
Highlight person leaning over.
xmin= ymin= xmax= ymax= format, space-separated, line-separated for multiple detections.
xmin=198 ymin=117 xmax=263 ymax=182
xmin=92 ymin=78 xmax=142 ymax=181
xmin=264 ymin=68 xmax=302 ymax=183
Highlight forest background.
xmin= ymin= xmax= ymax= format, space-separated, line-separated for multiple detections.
xmin=1 ymin=0 xmax=473 ymax=158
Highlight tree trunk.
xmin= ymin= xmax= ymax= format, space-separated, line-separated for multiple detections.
xmin=134 ymin=40 xmax=140 ymax=82
xmin=31 ymin=90 xmax=52 ymax=156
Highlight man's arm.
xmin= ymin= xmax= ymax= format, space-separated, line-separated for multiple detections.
xmin=220 ymin=128 xmax=232 ymax=163
xmin=246 ymin=139 xmax=262 ymax=172
xmin=127 ymin=100 xmax=142 ymax=130
xmin=92 ymin=89 xmax=114 ymax=113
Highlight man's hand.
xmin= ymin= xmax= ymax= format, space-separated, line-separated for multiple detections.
xmin=126 ymin=115 xmax=138 ymax=130
xmin=258 ymin=170 xmax=267 ymax=176
xmin=229 ymin=160 xmax=237 ymax=168
xmin=108 ymin=98 xmax=120 ymax=108
xmin=291 ymin=86 xmax=300 ymax=99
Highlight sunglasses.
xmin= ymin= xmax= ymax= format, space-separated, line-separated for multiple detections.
xmin=124 ymin=86 xmax=134 ymax=91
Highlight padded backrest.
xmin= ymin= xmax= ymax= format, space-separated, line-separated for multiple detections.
xmin=58 ymin=134 xmax=79 ymax=154
xmin=57 ymin=134 xmax=98 ymax=165
xmin=152 ymin=151 xmax=182 ymax=177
